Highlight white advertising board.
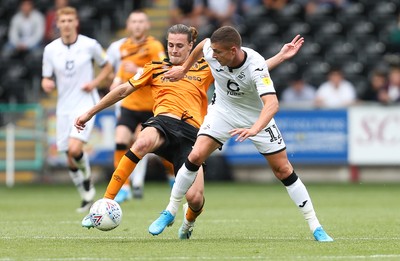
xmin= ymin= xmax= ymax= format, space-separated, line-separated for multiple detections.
xmin=349 ymin=106 xmax=400 ymax=165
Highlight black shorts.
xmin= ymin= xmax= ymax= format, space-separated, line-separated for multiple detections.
xmin=142 ymin=115 xmax=198 ymax=175
xmin=117 ymin=107 xmax=153 ymax=132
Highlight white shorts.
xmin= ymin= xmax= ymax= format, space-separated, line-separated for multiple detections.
xmin=198 ymin=106 xmax=286 ymax=155
xmin=56 ymin=112 xmax=96 ymax=152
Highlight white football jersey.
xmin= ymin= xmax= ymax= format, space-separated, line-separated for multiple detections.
xmin=203 ymin=39 xmax=276 ymax=127
xmin=106 ymin=37 xmax=126 ymax=73
xmin=42 ymin=34 xmax=107 ymax=114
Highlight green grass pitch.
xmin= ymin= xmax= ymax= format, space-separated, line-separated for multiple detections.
xmin=1 ymin=181 xmax=400 ymax=260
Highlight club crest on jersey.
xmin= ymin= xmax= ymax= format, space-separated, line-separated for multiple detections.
xmin=237 ymin=71 xmax=246 ymax=80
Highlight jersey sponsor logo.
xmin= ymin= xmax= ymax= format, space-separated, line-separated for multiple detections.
xmin=226 ymin=79 xmax=244 ymax=96
xmin=161 ymin=75 xmax=202 ymax=83
xmin=183 ymin=74 xmax=202 ymax=82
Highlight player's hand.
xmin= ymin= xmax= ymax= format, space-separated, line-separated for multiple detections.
xmin=74 ymin=113 xmax=92 ymax=132
xmin=229 ymin=128 xmax=258 ymax=142
xmin=122 ymin=61 xmax=138 ymax=74
xmin=81 ymin=82 xmax=95 ymax=92
xmin=279 ymin=34 xmax=304 ymax=61
xmin=164 ymin=66 xmax=186 ymax=81
xmin=41 ymin=78 xmax=56 ymax=93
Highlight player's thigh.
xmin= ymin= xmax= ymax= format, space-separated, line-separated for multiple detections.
xmin=132 ymin=126 xmax=165 ymax=156
xmin=114 ymin=125 xmax=133 ymax=144
xmin=68 ymin=137 xmax=85 ymax=156
xmin=188 ymin=135 xmax=221 ymax=165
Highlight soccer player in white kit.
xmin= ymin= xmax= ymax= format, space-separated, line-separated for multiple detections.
xmin=149 ymin=26 xmax=334 ymax=242
xmin=41 ymin=6 xmax=112 ymax=212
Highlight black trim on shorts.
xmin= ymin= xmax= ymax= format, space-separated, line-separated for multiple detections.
xmin=260 ymin=146 xmax=286 ymax=156
xmin=197 ymin=133 xmax=223 ymax=150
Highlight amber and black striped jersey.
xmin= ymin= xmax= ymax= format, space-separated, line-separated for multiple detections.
xmin=118 ymin=36 xmax=166 ymax=111
xmin=128 ymin=58 xmax=214 ymax=128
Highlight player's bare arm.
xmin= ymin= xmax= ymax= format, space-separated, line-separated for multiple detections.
xmin=41 ymin=77 xmax=56 ymax=93
xmin=82 ymin=62 xmax=113 ymax=92
xmin=266 ymin=34 xmax=304 ymax=70
xmin=164 ymin=38 xmax=207 ymax=81
xmin=229 ymin=94 xmax=279 ymax=142
xmin=75 ymin=81 xmax=136 ymax=131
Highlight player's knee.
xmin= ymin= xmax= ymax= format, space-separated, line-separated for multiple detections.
xmin=67 ymin=147 xmax=82 ymax=158
xmin=273 ymin=163 xmax=293 ymax=180
xmin=187 ymin=150 xmax=204 ymax=166
xmin=186 ymin=189 xmax=204 ymax=209
xmin=132 ymin=139 xmax=151 ymax=154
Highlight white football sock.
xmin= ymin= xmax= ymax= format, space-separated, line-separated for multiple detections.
xmin=73 ymin=152 xmax=92 ymax=180
xmin=166 ymin=164 xmax=198 ymax=216
xmin=131 ymin=153 xmax=149 ymax=188
xmin=285 ymin=178 xmax=321 ymax=232
xmin=68 ymin=169 xmax=85 ymax=199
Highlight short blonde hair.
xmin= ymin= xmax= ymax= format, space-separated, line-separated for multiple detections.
xmin=57 ymin=6 xmax=78 ymax=20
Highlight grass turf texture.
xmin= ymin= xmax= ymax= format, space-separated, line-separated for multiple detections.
xmin=1 ymin=182 xmax=400 ymax=260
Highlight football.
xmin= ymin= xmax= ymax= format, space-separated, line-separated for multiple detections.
xmin=89 ymin=198 xmax=123 ymax=231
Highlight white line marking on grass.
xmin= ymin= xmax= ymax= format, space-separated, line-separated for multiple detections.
xmin=20 ymin=256 xmax=400 ymax=261
xmin=315 ymin=254 xmax=400 ymax=259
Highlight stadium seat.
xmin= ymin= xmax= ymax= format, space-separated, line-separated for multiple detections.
xmin=336 ymin=2 xmax=367 ymax=29
xmin=322 ymin=39 xmax=356 ymax=67
xmin=347 ymin=20 xmax=376 ymax=44
xmin=313 ymin=21 xmax=345 ymax=49
xmin=368 ymin=2 xmax=398 ymax=27
xmin=282 ymin=21 xmax=313 ymax=43
xmin=357 ymin=41 xmax=387 ymax=65
xmin=303 ymin=61 xmax=331 ymax=87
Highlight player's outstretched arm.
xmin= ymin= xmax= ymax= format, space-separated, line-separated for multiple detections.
xmin=164 ymin=39 xmax=207 ymax=81
xmin=266 ymin=34 xmax=304 ymax=70
xmin=74 ymin=81 xmax=135 ymax=131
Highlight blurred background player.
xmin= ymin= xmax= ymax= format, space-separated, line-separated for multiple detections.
xmin=41 ymin=6 xmax=112 ymax=212
xmin=108 ymin=10 xmax=175 ymax=203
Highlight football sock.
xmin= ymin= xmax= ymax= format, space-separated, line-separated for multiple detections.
xmin=283 ymin=172 xmax=321 ymax=233
xmin=73 ymin=152 xmax=91 ymax=180
xmin=186 ymin=198 xmax=205 ymax=222
xmin=132 ymin=154 xmax=149 ymax=188
xmin=104 ymin=149 xmax=141 ymax=199
xmin=166 ymin=159 xmax=199 ymax=216
xmin=68 ymin=168 xmax=85 ymax=199
xmin=114 ymin=143 xmax=127 ymax=169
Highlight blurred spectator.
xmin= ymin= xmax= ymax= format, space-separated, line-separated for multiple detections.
xmin=169 ymin=0 xmax=204 ymax=27
xmin=314 ymin=67 xmax=357 ymax=108
xmin=203 ymin=0 xmax=239 ymax=28
xmin=262 ymin=0 xmax=288 ymax=11
xmin=303 ymin=0 xmax=349 ymax=15
xmin=388 ymin=66 xmax=400 ymax=103
xmin=360 ymin=68 xmax=390 ymax=104
xmin=44 ymin=0 xmax=69 ymax=44
xmin=2 ymin=0 xmax=45 ymax=58
xmin=281 ymin=73 xmax=316 ymax=108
